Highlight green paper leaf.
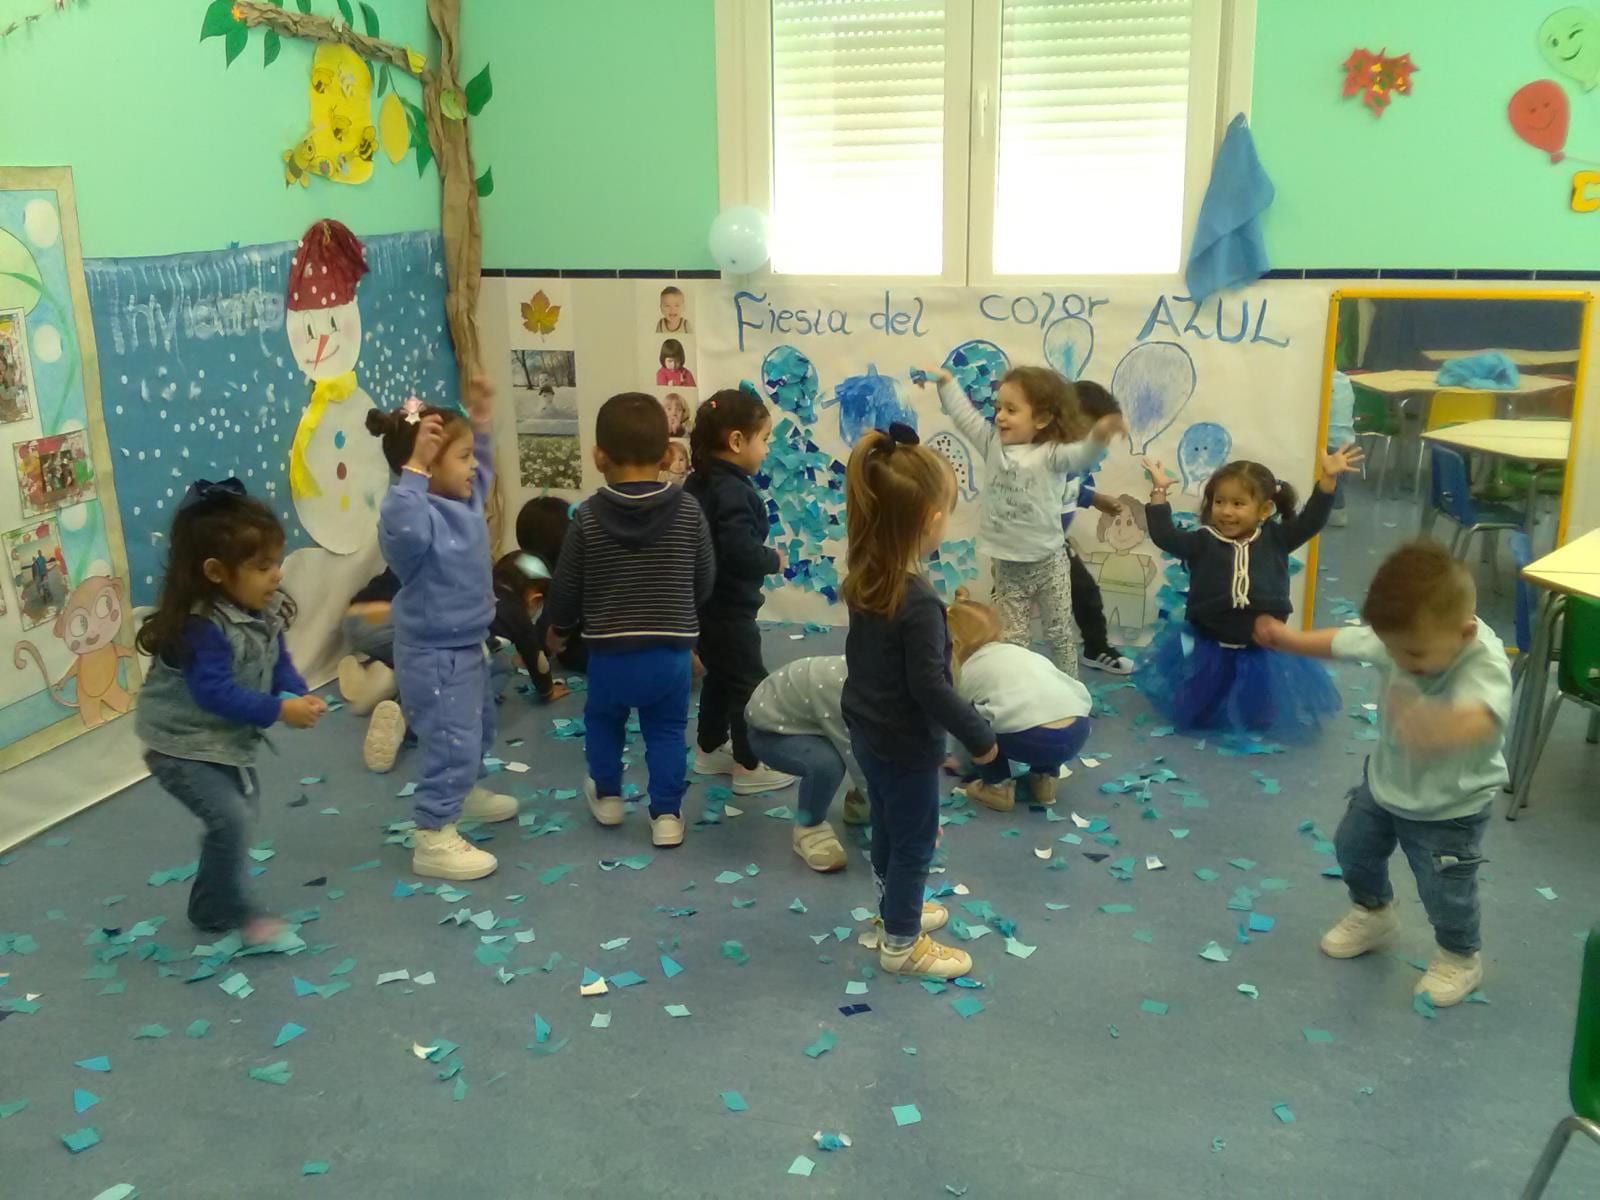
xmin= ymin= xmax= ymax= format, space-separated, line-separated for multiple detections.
xmin=440 ymin=89 xmax=467 ymax=121
xmin=224 ymin=25 xmax=248 ymax=67
xmin=359 ymin=1 xmax=379 ymax=36
xmin=375 ymin=64 xmax=390 ymax=98
xmin=415 ymin=134 xmax=433 ymax=177
xmin=263 ymin=29 xmax=281 ymax=67
xmin=296 ymin=0 xmax=311 ymax=11
xmin=465 ymin=63 xmax=493 ymax=115
xmin=336 ymin=0 xmax=354 ymax=26
xmin=199 ymin=0 xmax=237 ymax=41
xmin=476 ymin=167 xmax=494 ymax=198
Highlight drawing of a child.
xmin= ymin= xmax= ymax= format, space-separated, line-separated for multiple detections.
xmin=1087 ymin=495 xmax=1157 ymax=637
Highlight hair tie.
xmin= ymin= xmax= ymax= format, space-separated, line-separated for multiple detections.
xmin=179 ymin=477 xmax=247 ymax=511
xmin=887 ymin=422 xmax=920 ymax=447
xmin=401 ymin=396 xmax=424 ymax=425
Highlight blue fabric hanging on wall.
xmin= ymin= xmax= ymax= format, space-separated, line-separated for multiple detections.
xmin=1185 ymin=113 xmax=1275 ymax=303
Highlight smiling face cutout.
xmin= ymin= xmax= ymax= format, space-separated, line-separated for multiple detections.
xmin=287 ymin=301 xmax=362 ymax=380
xmin=1540 ymin=7 xmax=1600 ymax=88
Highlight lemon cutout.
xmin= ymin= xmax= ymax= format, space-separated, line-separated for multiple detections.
xmin=379 ymin=92 xmax=409 ymax=165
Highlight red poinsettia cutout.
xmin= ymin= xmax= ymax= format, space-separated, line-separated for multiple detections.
xmin=1342 ymin=48 xmax=1418 ymax=117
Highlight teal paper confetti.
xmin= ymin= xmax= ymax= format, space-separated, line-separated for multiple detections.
xmin=788 ymin=898 xmax=808 ymax=914
xmin=1272 ymin=1103 xmax=1295 ymax=1124
xmin=1229 ymin=858 xmax=1257 ymax=871
xmin=0 ymin=1100 xmax=28 ymax=1119
xmin=302 ymin=1162 xmax=330 ymax=1176
xmin=1302 ymin=1028 xmax=1334 ymax=1044
xmin=591 ymin=1012 xmax=612 ymax=1028
xmin=660 ymin=955 xmax=684 ymax=979
xmin=538 ymin=865 xmax=574 ymax=885
xmin=533 ymin=1013 xmax=551 ymax=1044
xmin=804 ymin=1031 xmax=837 ymax=1059
xmin=609 ymin=971 xmax=646 ymax=988
xmin=1099 ymin=904 xmax=1135 ymax=915
xmin=1247 ymin=913 xmax=1275 ymax=933
xmin=1194 ymin=868 xmax=1219 ymax=882
xmin=186 ymin=1020 xmax=210 ymax=1038
xmin=133 ymin=1024 xmax=170 ymax=1040
xmin=663 ymin=1003 xmax=691 ymax=1018
xmin=714 ymin=870 xmax=742 ymax=885
xmin=844 ymin=980 xmax=868 ymax=996
xmin=1238 ymin=983 xmax=1259 ymax=999
xmin=272 ymin=1023 xmax=305 ymax=1048
xmin=1413 ymin=992 xmax=1437 ymax=1019
xmin=787 ymin=1156 xmax=815 ymax=1177
xmin=76 ymin=1056 xmax=111 ymax=1072
xmin=720 ymin=1090 xmax=748 ymax=1113
xmin=1140 ymin=999 xmax=1169 ymax=1016
xmin=61 ymin=1125 xmax=101 ymax=1153
xmin=73 ymin=1088 xmax=99 ymax=1114
xmin=892 ymin=1103 xmax=922 ymax=1127
xmin=248 ymin=1061 xmax=292 ymax=1085
xmin=1536 ymin=886 xmax=1558 ymax=901
xmin=950 ymin=996 xmax=985 ymax=1019
xmin=1198 ymin=941 xmax=1230 ymax=963
xmin=1132 ymin=930 xmax=1154 ymax=944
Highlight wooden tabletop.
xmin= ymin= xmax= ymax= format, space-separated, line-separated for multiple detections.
xmin=1420 ymin=348 xmax=1580 ymax=367
xmin=1349 ymin=369 xmax=1571 ymax=396
xmin=1420 ymin=418 xmax=1571 ymax=463
xmin=1523 ymin=527 xmax=1600 ymax=601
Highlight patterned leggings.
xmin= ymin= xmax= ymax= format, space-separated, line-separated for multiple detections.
xmin=992 ymin=549 xmax=1078 ymax=677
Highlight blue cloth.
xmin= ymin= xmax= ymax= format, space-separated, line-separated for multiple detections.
xmin=584 ymin=646 xmax=692 ymax=817
xmin=1336 ymin=764 xmax=1489 ymax=954
xmin=1327 ymin=371 xmax=1356 ymax=448
xmin=394 ymin=641 xmax=496 ymax=828
xmin=144 ymin=750 xmax=261 ymax=931
xmin=1133 ymin=621 xmax=1339 ymax=744
xmin=849 ymin=724 xmax=941 ymax=941
xmin=1434 ymin=352 xmax=1520 ymax=390
xmin=1185 ymin=113 xmax=1275 ymax=303
xmin=1060 ymin=472 xmax=1097 ymax=534
xmin=977 ymin=718 xmax=1093 ymax=785
xmin=380 ymin=428 xmax=495 ymax=649
xmin=747 ymin=728 xmax=846 ymax=828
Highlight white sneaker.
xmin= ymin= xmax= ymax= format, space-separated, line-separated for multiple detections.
xmin=651 ymin=811 xmax=685 ymax=847
xmin=363 ymin=701 xmax=406 ymax=774
xmin=339 ymin=656 xmax=397 ymax=715
xmin=1319 ymin=904 xmax=1400 ymax=959
xmin=412 ymin=825 xmax=497 ymax=880
xmin=1415 ymin=948 xmax=1483 ymax=1007
xmin=1082 ymin=650 xmax=1134 ymax=675
xmin=732 ymin=763 xmax=797 ymax=796
xmin=462 ymin=785 xmax=517 ymax=823
xmin=584 ymin=777 xmax=624 ymax=827
xmin=693 ymin=743 xmax=737 ymax=776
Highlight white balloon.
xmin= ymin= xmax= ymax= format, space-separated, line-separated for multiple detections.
xmin=31 ymin=323 xmax=62 ymax=363
xmin=86 ymin=559 xmax=112 ymax=579
xmin=58 ymin=502 xmax=89 ymax=532
xmin=24 ymin=200 xmax=60 ymax=249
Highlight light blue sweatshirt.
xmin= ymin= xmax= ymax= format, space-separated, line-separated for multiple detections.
xmin=379 ymin=427 xmax=495 ymax=648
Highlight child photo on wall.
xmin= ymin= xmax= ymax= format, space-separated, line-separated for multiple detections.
xmin=659 ymin=389 xmax=693 ymax=438
xmin=0 ymin=309 xmax=35 ymax=425
xmin=4 ymin=516 xmax=70 ymax=630
xmin=657 ymin=338 xmax=696 ymax=387
xmin=655 ymin=284 xmax=693 ymax=334
xmin=14 ymin=430 xmax=95 ymax=516
xmin=660 ymin=437 xmax=690 ymax=486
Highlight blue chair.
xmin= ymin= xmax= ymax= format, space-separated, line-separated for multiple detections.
xmin=1423 ymin=444 xmax=1523 ymax=565
xmin=1509 ymin=531 xmax=1535 ymax=681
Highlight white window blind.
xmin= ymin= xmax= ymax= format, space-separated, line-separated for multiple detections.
xmin=991 ymin=0 xmax=1194 ymax=276
xmin=770 ymin=0 xmax=949 ymax=276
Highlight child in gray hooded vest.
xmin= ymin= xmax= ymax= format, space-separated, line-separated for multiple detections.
xmin=135 ymin=479 xmax=326 ymax=947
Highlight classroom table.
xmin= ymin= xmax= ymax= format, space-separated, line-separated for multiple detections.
xmin=1420 ymin=348 xmax=1580 ymax=368
xmin=1348 ymin=369 xmax=1571 ymax=397
xmin=1421 ymin=419 xmax=1571 ymax=528
xmin=1505 ymin=527 xmax=1600 ymax=819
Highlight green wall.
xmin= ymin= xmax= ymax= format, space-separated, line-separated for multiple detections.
xmin=1251 ymin=0 xmax=1600 ymax=270
xmin=463 ymin=0 xmax=720 ymax=269
xmin=0 ymin=0 xmax=443 ymax=258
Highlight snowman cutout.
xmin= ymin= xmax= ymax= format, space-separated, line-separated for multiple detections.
xmin=284 ymin=219 xmax=392 ymax=554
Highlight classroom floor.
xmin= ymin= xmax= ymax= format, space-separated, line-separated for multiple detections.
xmin=4 ymin=535 xmax=1599 ymax=1197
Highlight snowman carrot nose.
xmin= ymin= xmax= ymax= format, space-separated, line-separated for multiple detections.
xmin=311 ymin=333 xmax=329 ymax=369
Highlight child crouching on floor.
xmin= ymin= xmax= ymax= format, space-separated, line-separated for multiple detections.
xmin=1255 ymin=541 xmax=1511 ymax=1007
xmin=946 ymin=591 xmax=1094 ymax=812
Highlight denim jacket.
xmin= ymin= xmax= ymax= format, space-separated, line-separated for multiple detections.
xmin=135 ymin=597 xmax=290 ymax=767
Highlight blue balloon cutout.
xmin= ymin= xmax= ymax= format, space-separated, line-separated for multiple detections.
xmin=1042 ymin=316 xmax=1094 ymax=381
xmin=927 ymin=432 xmax=978 ymax=501
xmin=1110 ymin=341 xmax=1198 ymax=456
xmin=1177 ymin=422 xmax=1232 ymax=492
xmin=708 ymin=205 xmax=770 ymax=274
xmin=830 ymin=365 xmax=917 ymax=447
xmin=941 ymin=339 xmax=1011 ymax=420
xmin=761 ymin=345 xmax=820 ymax=423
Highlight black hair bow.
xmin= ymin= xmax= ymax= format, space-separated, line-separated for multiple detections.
xmin=179 ymin=477 xmax=247 ymax=511
xmin=886 ymin=422 xmax=920 ymax=447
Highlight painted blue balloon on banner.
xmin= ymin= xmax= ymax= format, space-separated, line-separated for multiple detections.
xmin=1042 ymin=315 xmax=1094 ymax=381
xmin=1177 ymin=421 xmax=1232 ymax=492
xmin=1110 ymin=341 xmax=1197 ymax=455
xmin=831 ymin=364 xmax=916 ymax=447
xmin=927 ymin=432 xmax=978 ymax=501
xmin=941 ymin=339 xmax=1011 ymax=420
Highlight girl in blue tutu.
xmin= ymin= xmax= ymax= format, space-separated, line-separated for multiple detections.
xmin=1134 ymin=448 xmax=1363 ymax=742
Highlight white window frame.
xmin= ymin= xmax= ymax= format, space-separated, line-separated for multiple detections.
xmin=715 ymin=0 xmax=1255 ymax=286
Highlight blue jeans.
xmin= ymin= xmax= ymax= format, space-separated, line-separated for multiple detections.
xmin=586 ymin=647 xmax=691 ymax=817
xmin=395 ymin=642 xmax=496 ymax=829
xmin=747 ymin=727 xmax=842 ymax=827
xmin=848 ymin=724 xmax=939 ymax=941
xmin=977 ymin=718 xmax=1092 ymax=785
xmin=342 ymin=614 xmax=395 ymax=667
xmin=1335 ymin=767 xmax=1490 ymax=954
xmin=144 ymin=750 xmax=260 ymax=931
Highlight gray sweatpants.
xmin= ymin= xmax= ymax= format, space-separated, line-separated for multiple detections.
xmin=992 ymin=548 xmax=1078 ymax=677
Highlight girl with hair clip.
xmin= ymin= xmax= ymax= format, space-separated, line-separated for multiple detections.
xmin=841 ymin=424 xmax=997 ymax=979
xmin=1134 ymin=448 xmax=1363 ymax=742
xmin=366 ymin=384 xmax=519 ymax=881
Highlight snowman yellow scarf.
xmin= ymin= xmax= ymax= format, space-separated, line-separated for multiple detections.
xmin=288 ymin=370 xmax=358 ymax=500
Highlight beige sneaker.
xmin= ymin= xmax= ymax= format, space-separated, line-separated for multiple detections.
xmin=842 ymin=789 xmax=870 ymax=826
xmin=1026 ymin=773 xmax=1059 ymax=806
xmin=462 ymin=785 xmax=517 ymax=823
xmin=412 ymin=825 xmax=497 ymax=880
xmin=965 ymin=779 xmax=1014 ymax=812
xmin=1415 ymin=949 xmax=1483 ymax=1007
xmin=693 ymin=743 xmax=737 ymax=776
xmin=1319 ymin=904 xmax=1400 ymax=959
xmin=733 ymin=763 xmax=797 ymax=796
xmin=879 ymin=933 xmax=972 ymax=979
xmin=921 ymin=902 xmax=949 ymax=933
xmin=363 ymin=700 xmax=406 ymax=774
xmin=651 ymin=811 xmax=685 ymax=847
xmin=339 ymin=656 xmax=397 ymax=716
xmin=583 ymin=778 xmax=624 ymax=827
xmin=793 ymin=822 xmax=846 ymax=872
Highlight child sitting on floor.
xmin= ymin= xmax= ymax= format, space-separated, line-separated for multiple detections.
xmin=517 ymin=495 xmax=587 ymax=676
xmin=336 ymin=567 xmax=408 ymax=773
xmin=745 ymin=656 xmax=871 ymax=873
xmin=134 ymin=478 xmax=325 ymax=946
xmin=946 ymin=591 xmax=1093 ymax=811
xmin=1255 ymin=541 xmax=1511 ymax=1007
xmin=490 ymin=551 xmax=568 ymax=703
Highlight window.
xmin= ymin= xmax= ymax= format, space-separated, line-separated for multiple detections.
xmin=716 ymin=0 xmax=1246 ymax=282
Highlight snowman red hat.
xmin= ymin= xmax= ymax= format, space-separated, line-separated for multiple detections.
xmin=288 ymin=219 xmax=368 ymax=312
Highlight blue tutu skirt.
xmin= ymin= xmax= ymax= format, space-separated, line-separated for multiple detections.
xmin=1133 ymin=622 xmax=1339 ymax=744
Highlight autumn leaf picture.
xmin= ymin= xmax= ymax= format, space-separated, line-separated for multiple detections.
xmin=521 ymin=289 xmax=561 ymax=338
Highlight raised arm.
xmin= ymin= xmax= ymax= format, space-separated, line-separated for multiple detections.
xmin=378 ymin=472 xmax=438 ymax=580
xmin=1043 ymin=413 xmax=1123 ymax=474
xmin=466 ymin=375 xmax=496 ymax=500
xmin=1144 ymin=502 xmax=1207 ymax=561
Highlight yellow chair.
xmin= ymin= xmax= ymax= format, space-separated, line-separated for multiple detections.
xmin=1413 ymin=389 xmax=1497 ymax=492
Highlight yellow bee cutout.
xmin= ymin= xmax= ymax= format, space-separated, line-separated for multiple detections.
xmin=282 ymin=44 xmax=379 ymax=187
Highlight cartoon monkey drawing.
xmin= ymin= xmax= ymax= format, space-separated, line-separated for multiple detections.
xmin=12 ymin=576 xmax=137 ymax=729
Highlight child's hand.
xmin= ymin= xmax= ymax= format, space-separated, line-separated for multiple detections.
xmin=1320 ymin=442 xmax=1365 ymax=480
xmin=1142 ymin=457 xmax=1174 ymax=501
xmin=913 ymin=367 xmax=952 ymax=388
xmin=1393 ymin=697 xmax=1463 ymax=755
xmin=466 ymin=374 xmax=495 ymax=429
xmin=543 ymin=681 xmax=572 ymax=703
xmin=1253 ymin=614 xmax=1287 ymax=649
xmin=280 ymin=695 xmax=326 ymax=729
xmin=1091 ymin=494 xmax=1123 ymax=517
xmin=972 ymin=744 xmax=999 ymax=765
xmin=1091 ymin=413 xmax=1128 ymax=442
xmin=545 ymin=626 xmax=568 ymax=655
xmin=408 ymin=414 xmax=447 ymax=471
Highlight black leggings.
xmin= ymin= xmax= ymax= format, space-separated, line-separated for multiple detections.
xmin=1068 ymin=545 xmax=1112 ymax=658
xmin=696 ymin=612 xmax=766 ymax=768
